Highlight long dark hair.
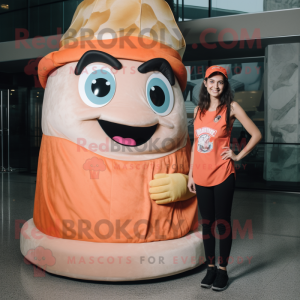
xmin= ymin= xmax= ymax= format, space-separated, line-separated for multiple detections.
xmin=192 ymin=71 xmax=234 ymax=133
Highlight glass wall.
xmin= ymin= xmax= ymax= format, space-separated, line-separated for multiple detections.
xmin=173 ymin=0 xmax=209 ymax=21
xmin=1 ymin=1 xmax=300 ymax=42
xmin=0 ymin=86 xmax=44 ymax=173
xmin=171 ymin=0 xmax=300 ymax=21
xmin=0 ymin=8 xmax=27 ymax=43
xmin=211 ymin=0 xmax=300 ymax=17
xmin=28 ymin=87 xmax=44 ymax=172
xmin=0 ymin=0 xmax=81 ymax=42
xmin=0 ymin=0 xmax=27 ymax=12
xmin=0 ymin=88 xmax=28 ymax=171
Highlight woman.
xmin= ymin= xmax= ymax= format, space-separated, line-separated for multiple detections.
xmin=187 ymin=65 xmax=262 ymax=291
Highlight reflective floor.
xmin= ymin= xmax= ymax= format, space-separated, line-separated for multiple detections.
xmin=1 ymin=172 xmax=300 ymax=300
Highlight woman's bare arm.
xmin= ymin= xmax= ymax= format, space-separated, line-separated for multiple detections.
xmin=223 ymin=101 xmax=262 ymax=161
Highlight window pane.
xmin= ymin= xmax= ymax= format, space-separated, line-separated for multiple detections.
xmin=211 ymin=0 xmax=300 ymax=17
xmin=264 ymin=0 xmax=300 ymax=11
xmin=0 ymin=9 xmax=27 ymax=42
xmin=29 ymin=0 xmax=62 ymax=7
xmin=0 ymin=0 xmax=27 ymax=14
xmin=29 ymin=1 xmax=63 ymax=38
xmin=64 ymin=0 xmax=82 ymax=32
xmin=175 ymin=0 xmax=209 ymax=21
xmin=183 ymin=62 xmax=209 ymax=141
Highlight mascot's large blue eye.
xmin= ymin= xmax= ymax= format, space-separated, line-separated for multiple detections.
xmin=78 ymin=65 xmax=116 ymax=107
xmin=146 ymin=73 xmax=174 ymax=116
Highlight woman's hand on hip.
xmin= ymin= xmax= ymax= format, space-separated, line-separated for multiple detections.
xmin=221 ymin=146 xmax=238 ymax=161
xmin=188 ymin=175 xmax=196 ymax=194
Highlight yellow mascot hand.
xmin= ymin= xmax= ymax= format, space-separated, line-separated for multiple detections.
xmin=149 ymin=173 xmax=196 ymax=205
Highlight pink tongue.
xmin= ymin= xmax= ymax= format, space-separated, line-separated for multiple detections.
xmin=113 ymin=136 xmax=136 ymax=146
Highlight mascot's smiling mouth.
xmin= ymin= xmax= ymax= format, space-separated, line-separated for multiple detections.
xmin=98 ymin=120 xmax=158 ymax=147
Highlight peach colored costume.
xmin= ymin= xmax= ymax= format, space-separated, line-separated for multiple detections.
xmin=33 ymin=135 xmax=198 ymax=243
xmin=20 ymin=0 xmax=205 ymax=282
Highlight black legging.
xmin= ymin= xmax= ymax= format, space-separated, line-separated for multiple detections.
xmin=195 ymin=173 xmax=235 ymax=267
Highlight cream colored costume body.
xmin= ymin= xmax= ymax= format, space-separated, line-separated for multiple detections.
xmin=20 ymin=0 xmax=205 ymax=281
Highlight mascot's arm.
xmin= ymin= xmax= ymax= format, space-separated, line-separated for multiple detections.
xmin=149 ymin=173 xmax=195 ymax=205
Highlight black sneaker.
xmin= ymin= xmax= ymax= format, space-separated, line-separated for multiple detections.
xmin=201 ymin=266 xmax=217 ymax=288
xmin=212 ymin=268 xmax=229 ymax=291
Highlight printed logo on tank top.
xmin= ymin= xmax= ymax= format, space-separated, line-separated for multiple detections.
xmin=195 ymin=127 xmax=217 ymax=153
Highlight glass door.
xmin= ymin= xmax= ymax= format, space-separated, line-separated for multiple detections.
xmin=1 ymin=89 xmax=10 ymax=172
xmin=28 ymin=88 xmax=44 ymax=172
xmin=0 ymin=88 xmax=28 ymax=172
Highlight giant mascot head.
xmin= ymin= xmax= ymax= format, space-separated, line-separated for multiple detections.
xmin=38 ymin=0 xmax=188 ymax=161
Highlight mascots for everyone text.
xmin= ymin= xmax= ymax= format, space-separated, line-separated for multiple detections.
xmin=20 ymin=0 xmax=205 ymax=281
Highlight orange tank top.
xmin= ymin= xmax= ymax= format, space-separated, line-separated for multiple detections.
xmin=193 ymin=106 xmax=236 ymax=186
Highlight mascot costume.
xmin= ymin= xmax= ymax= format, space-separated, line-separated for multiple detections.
xmin=20 ymin=0 xmax=205 ymax=281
